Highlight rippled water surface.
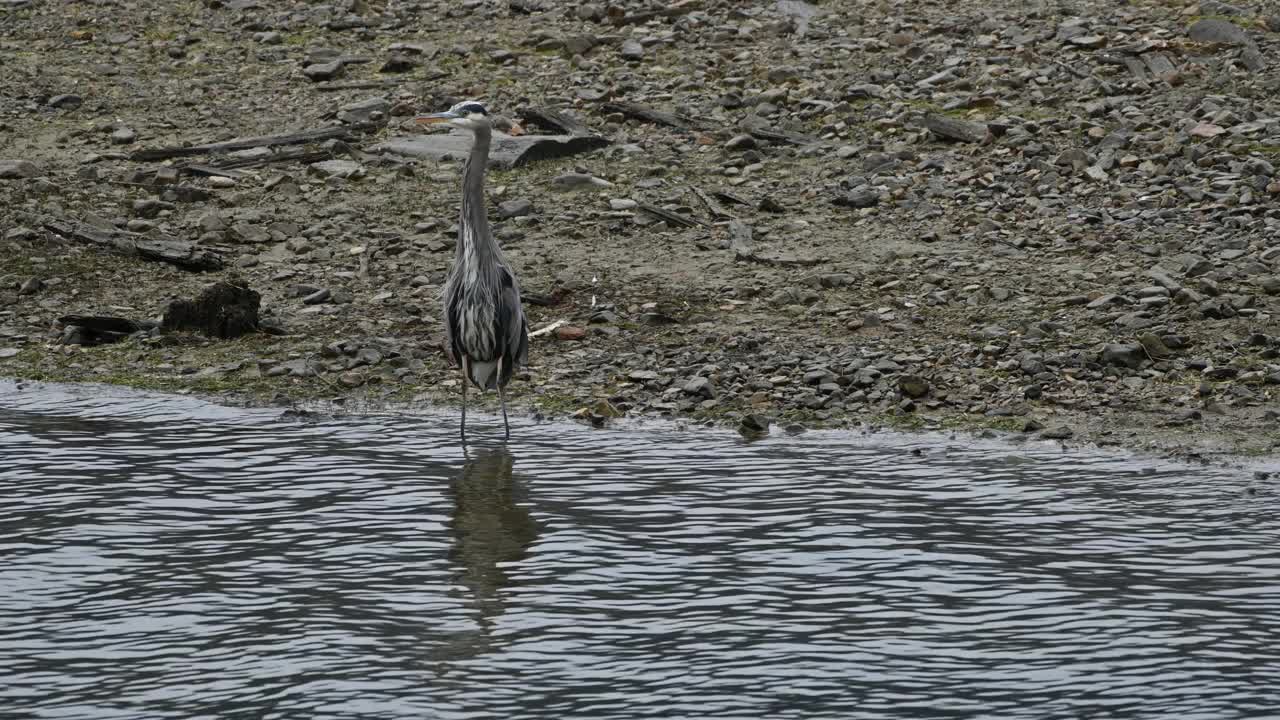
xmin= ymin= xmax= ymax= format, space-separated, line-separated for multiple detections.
xmin=2 ymin=380 xmax=1279 ymax=719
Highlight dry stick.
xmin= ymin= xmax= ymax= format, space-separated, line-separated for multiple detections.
xmin=689 ymin=184 xmax=732 ymax=219
xmin=528 ymin=319 xmax=569 ymax=339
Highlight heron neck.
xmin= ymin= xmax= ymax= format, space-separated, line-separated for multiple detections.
xmin=459 ymin=124 xmax=496 ymax=262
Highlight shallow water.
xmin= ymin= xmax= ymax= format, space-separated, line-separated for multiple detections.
xmin=1 ymin=380 xmax=1278 ymax=719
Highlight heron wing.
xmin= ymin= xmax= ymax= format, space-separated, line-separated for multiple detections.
xmin=496 ymin=266 xmax=529 ymax=382
xmin=442 ymin=274 xmax=463 ymax=366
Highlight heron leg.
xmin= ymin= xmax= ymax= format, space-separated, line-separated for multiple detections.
xmin=459 ymin=356 xmax=468 ymax=444
xmin=497 ymin=355 xmax=510 ymax=441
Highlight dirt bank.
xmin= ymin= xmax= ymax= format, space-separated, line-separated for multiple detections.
xmin=3 ymin=0 xmax=1280 ymax=459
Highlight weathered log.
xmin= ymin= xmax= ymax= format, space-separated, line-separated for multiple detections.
xmin=739 ymin=118 xmax=816 ymax=146
xmin=518 ymin=106 xmax=594 ymax=137
xmin=922 ymin=113 xmax=990 ymax=144
xmin=600 ymin=101 xmax=705 ymax=130
xmin=130 ymin=122 xmax=382 ymax=162
xmin=161 ymin=279 xmax=261 ymax=339
xmin=42 ymin=217 xmax=223 ymax=271
xmin=636 ymin=203 xmax=705 ymax=228
xmin=58 ymin=315 xmax=146 ymax=333
xmin=689 ymin=185 xmax=732 ymax=219
xmin=608 ymin=0 xmax=701 ymax=25
xmin=56 ymin=315 xmax=153 ymax=346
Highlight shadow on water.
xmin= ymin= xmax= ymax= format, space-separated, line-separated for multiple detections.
xmin=448 ymin=446 xmax=541 ymax=636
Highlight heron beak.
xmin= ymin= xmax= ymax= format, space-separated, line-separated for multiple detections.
xmin=414 ymin=112 xmax=457 ymax=125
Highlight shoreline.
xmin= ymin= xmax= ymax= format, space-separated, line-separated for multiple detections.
xmin=3 ymin=0 xmax=1279 ymax=461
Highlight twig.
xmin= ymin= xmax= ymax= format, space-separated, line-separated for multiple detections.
xmin=528 ymin=319 xmax=569 ymax=339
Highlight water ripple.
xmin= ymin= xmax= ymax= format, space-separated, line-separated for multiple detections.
xmin=1 ymin=380 xmax=1278 ymax=719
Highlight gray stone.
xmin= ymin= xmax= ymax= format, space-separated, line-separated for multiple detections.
xmin=738 ymin=414 xmax=771 ymax=436
xmin=0 ymin=160 xmax=38 ymax=179
xmin=620 ymin=39 xmax=644 ymax=61
xmin=0 ymin=348 xmax=20 ymax=359
xmin=338 ymin=96 xmax=389 ymax=124
xmin=499 ymin=198 xmax=534 ymax=218
xmin=898 ymin=374 xmax=930 ymax=398
xmin=110 ymin=127 xmax=136 ymax=145
xmin=1100 ymin=343 xmax=1146 ymax=369
xmin=303 ymin=60 xmax=345 ymax=81
xmin=309 ymin=160 xmax=364 ymax=179
xmin=1138 ymin=333 xmax=1172 ymax=360
xmin=49 ymin=94 xmax=83 ymax=109
xmin=1040 ymin=426 xmax=1074 ymax=440
xmin=1188 ymin=18 xmax=1250 ymax=46
xmin=683 ymin=376 xmax=715 ymax=398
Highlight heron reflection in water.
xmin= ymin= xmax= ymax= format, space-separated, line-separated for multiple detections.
xmin=447 ymin=446 xmax=540 ymax=633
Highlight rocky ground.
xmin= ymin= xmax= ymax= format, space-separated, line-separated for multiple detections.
xmin=3 ymin=0 xmax=1280 ymax=460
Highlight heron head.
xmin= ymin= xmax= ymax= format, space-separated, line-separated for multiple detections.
xmin=415 ymin=100 xmax=491 ymax=132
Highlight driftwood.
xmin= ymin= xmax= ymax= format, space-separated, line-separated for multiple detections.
xmin=57 ymin=315 xmax=153 ymax=346
xmin=690 ymin=185 xmax=731 ymax=219
xmin=161 ymin=280 xmax=261 ymax=339
xmin=922 ymin=114 xmax=991 ymax=144
xmin=518 ymin=106 xmax=594 ymax=137
xmin=608 ymin=0 xmax=701 ymax=25
xmin=636 ymin=203 xmax=705 ymax=228
xmin=374 ymin=130 xmax=608 ymax=170
xmin=43 ymin=216 xmax=223 ymax=271
xmin=600 ymin=101 xmax=705 ymax=130
xmin=528 ymin=319 xmax=569 ymax=339
xmin=130 ymin=122 xmax=383 ymax=162
xmin=314 ymin=79 xmax=403 ymax=92
xmin=713 ymin=189 xmax=753 ymax=207
xmin=180 ymin=164 xmax=250 ymax=179
xmin=739 ymin=119 xmax=816 ymax=146
xmin=203 ymin=149 xmax=335 ymax=172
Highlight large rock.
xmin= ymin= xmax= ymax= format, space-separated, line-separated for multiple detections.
xmin=0 ymin=160 xmax=38 ymax=179
xmin=1099 ymin=343 xmax=1146 ymax=369
xmin=162 ymin=279 xmax=261 ymax=339
xmin=1188 ymin=18 xmax=1250 ymax=45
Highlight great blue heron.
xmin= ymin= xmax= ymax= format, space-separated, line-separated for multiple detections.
xmin=416 ymin=100 xmax=529 ymax=442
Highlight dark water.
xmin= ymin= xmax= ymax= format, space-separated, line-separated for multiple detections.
xmin=1 ymin=380 xmax=1278 ymax=720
